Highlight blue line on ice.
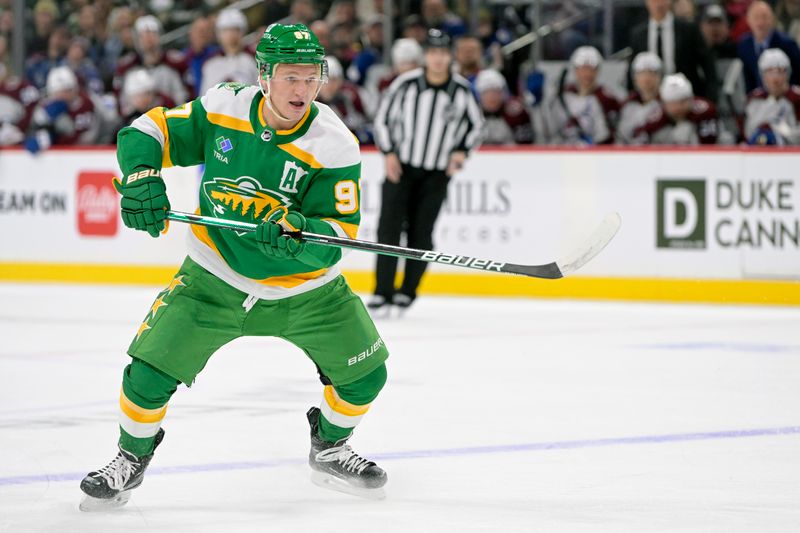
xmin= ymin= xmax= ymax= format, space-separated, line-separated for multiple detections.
xmin=2 ymin=425 xmax=799 ymax=487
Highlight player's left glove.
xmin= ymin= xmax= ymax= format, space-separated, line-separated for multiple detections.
xmin=255 ymin=207 xmax=307 ymax=259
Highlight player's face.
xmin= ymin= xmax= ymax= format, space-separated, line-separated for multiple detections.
xmin=664 ymin=98 xmax=691 ymax=120
xmin=763 ymin=67 xmax=789 ymax=96
xmin=218 ymin=28 xmax=243 ymax=50
xmin=634 ymin=70 xmax=661 ymax=95
xmin=574 ymin=65 xmax=597 ymax=88
xmin=479 ymin=88 xmax=503 ymax=113
xmin=266 ymin=63 xmax=323 ymax=122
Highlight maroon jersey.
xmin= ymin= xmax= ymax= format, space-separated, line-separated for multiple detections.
xmin=113 ymin=50 xmax=189 ymax=104
xmin=482 ymin=96 xmax=534 ymax=144
xmin=318 ymin=81 xmax=372 ymax=143
xmin=0 ymin=76 xmax=40 ymax=137
xmin=634 ymin=97 xmax=718 ymax=145
xmin=32 ymin=91 xmax=101 ymax=145
xmin=744 ymin=86 xmax=800 ymax=144
xmin=548 ymin=84 xmax=621 ymax=144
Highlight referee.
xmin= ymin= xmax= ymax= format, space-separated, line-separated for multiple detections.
xmin=369 ymin=29 xmax=484 ymax=312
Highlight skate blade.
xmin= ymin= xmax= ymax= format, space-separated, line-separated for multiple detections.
xmin=367 ymin=305 xmax=393 ymax=320
xmin=79 ymin=491 xmax=132 ymax=512
xmin=310 ymin=470 xmax=386 ymax=500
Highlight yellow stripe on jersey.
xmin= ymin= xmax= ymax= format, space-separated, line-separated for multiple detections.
xmin=277 ymin=143 xmax=323 ymax=168
xmin=257 ymin=268 xmax=329 ymax=288
xmin=119 ymin=389 xmax=168 ymax=424
xmin=323 ymin=385 xmax=371 ymax=417
xmin=322 ymin=218 xmax=359 ymax=239
xmin=207 ymin=112 xmax=255 ymax=134
xmin=144 ymin=107 xmax=173 ymax=168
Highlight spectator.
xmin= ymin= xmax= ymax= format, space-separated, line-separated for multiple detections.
xmin=329 ymin=23 xmax=358 ymax=68
xmin=0 ymin=59 xmax=40 ymax=146
xmin=27 ymin=0 xmax=60 ymax=57
xmin=745 ymin=48 xmax=800 ymax=144
xmin=310 ymin=20 xmax=332 ymax=51
xmin=619 ymin=52 xmax=663 ymax=144
xmin=402 ymin=14 xmax=428 ymax=45
xmin=326 ymin=0 xmax=358 ymax=27
xmin=544 ymin=46 xmax=621 ymax=145
xmin=673 ymin=0 xmax=697 ymax=22
xmin=63 ymin=37 xmax=104 ymax=94
xmin=117 ymin=68 xmax=176 ymax=131
xmin=701 ymin=4 xmax=738 ymax=59
xmin=318 ymin=55 xmax=372 ymax=143
xmin=200 ymin=9 xmax=258 ymax=95
xmin=775 ymin=0 xmax=800 ymax=44
xmin=25 ymin=25 xmax=71 ymax=90
xmin=114 ymin=15 xmax=188 ymax=107
xmin=737 ymin=0 xmax=800 ymax=92
xmin=377 ymin=37 xmax=424 ymax=93
xmin=634 ymin=72 xmax=719 ymax=144
xmin=25 ymin=66 xmax=102 ymax=153
xmin=73 ymin=5 xmax=105 ymax=68
xmin=454 ymin=35 xmax=483 ymax=88
xmin=103 ymin=7 xmax=136 ymax=82
xmin=422 ymin=0 xmax=466 ymax=38
xmin=278 ymin=0 xmax=317 ymax=26
xmin=184 ymin=17 xmax=219 ymax=98
xmin=629 ymin=0 xmax=718 ymax=101
xmin=475 ymin=68 xmax=533 ymax=144
xmin=347 ymin=15 xmax=383 ymax=86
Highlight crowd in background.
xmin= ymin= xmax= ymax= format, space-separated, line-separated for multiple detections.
xmin=1 ymin=0 xmax=800 ymax=150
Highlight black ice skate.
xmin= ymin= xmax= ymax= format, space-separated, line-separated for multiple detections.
xmin=78 ymin=428 xmax=165 ymax=512
xmin=306 ymin=407 xmax=387 ymax=500
xmin=366 ymin=294 xmax=393 ymax=318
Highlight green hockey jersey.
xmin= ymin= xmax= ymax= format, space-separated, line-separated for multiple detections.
xmin=118 ymin=83 xmax=361 ymax=300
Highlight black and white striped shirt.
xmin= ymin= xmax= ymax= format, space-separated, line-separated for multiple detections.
xmin=374 ymin=68 xmax=484 ymax=171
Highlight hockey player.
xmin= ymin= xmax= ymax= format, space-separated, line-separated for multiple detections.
xmin=317 ymin=55 xmax=373 ymax=143
xmin=199 ymin=9 xmax=259 ymax=95
xmin=744 ymin=48 xmax=800 ymax=145
xmin=545 ymin=46 xmax=621 ymax=145
xmin=633 ymin=73 xmax=719 ymax=145
xmin=474 ymin=68 xmax=534 ymax=145
xmin=79 ymin=24 xmax=389 ymax=511
xmin=618 ymin=52 xmax=663 ymax=144
xmin=117 ymin=69 xmax=176 ymax=132
xmin=24 ymin=66 xmax=102 ymax=153
xmin=0 ymin=60 xmax=39 ymax=146
xmin=113 ymin=15 xmax=189 ymax=107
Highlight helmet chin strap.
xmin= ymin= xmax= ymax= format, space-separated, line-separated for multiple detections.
xmin=260 ymin=79 xmax=294 ymax=124
xmin=259 ymin=70 xmax=324 ymax=128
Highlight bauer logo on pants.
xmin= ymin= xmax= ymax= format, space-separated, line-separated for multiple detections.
xmin=656 ymin=179 xmax=707 ymax=249
xmin=77 ymin=171 xmax=119 ymax=237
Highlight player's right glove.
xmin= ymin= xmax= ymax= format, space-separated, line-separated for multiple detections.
xmin=113 ymin=169 xmax=170 ymax=238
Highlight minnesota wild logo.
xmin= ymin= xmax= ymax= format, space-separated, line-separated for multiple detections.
xmin=203 ymin=176 xmax=292 ymax=235
xmin=220 ymin=82 xmax=247 ymax=94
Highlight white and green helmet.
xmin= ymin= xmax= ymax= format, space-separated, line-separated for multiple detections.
xmin=255 ymin=23 xmax=328 ymax=81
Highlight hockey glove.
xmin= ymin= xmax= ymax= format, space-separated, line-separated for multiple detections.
xmin=748 ymin=126 xmax=778 ymax=146
xmin=255 ymin=208 xmax=307 ymax=260
xmin=113 ymin=170 xmax=170 ymax=238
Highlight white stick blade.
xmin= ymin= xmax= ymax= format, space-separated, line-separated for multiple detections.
xmin=556 ymin=212 xmax=622 ymax=277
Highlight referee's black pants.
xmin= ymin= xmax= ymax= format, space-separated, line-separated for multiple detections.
xmin=374 ymin=164 xmax=449 ymax=300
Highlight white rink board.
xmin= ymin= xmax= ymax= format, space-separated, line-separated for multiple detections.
xmin=0 ymin=148 xmax=797 ymax=279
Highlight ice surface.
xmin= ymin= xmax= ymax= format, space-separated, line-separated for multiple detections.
xmin=1 ymin=283 xmax=799 ymax=532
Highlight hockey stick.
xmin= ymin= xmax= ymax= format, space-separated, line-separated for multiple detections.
xmin=166 ymin=210 xmax=621 ymax=280
xmin=723 ymin=59 xmax=745 ymax=142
